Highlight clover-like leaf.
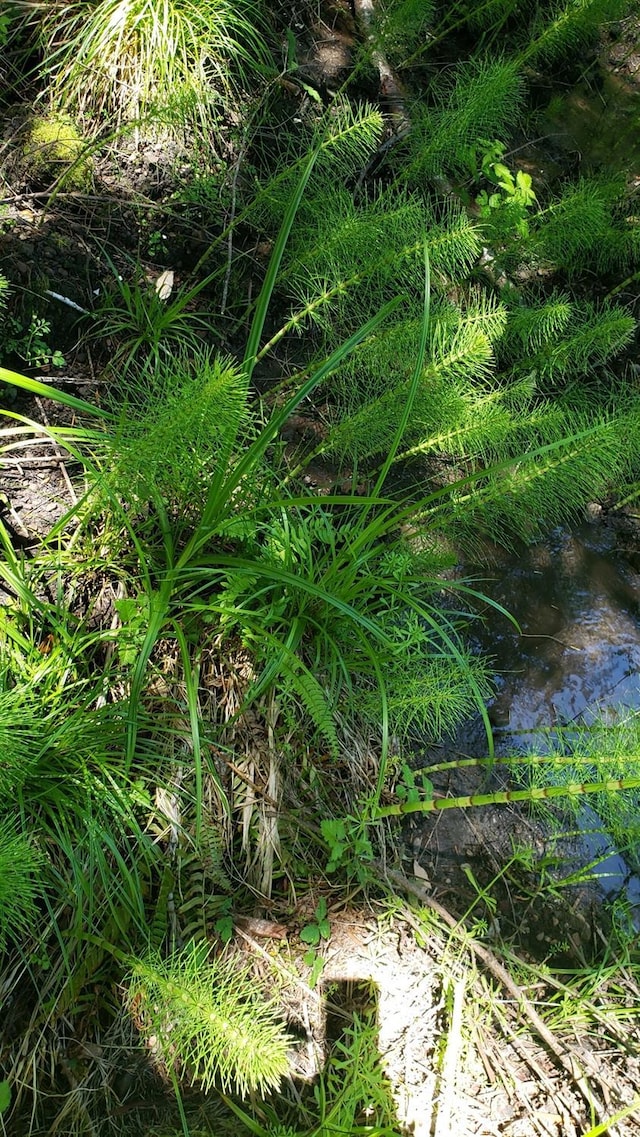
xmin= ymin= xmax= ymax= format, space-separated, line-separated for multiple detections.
xmin=300 ymin=924 xmax=321 ymax=946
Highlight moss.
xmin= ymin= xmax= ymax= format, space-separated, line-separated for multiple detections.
xmin=23 ymin=114 xmax=91 ymax=189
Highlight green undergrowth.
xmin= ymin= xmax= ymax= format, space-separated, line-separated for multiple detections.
xmin=1 ymin=0 xmax=640 ymax=1133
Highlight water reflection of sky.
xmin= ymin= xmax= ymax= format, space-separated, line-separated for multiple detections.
xmin=470 ymin=523 xmax=640 ymax=732
xmin=467 ymin=522 xmax=640 ymax=922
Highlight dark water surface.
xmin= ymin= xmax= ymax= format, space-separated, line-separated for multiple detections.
xmin=467 ymin=519 xmax=640 ymax=919
xmin=473 ymin=521 xmax=640 ymax=733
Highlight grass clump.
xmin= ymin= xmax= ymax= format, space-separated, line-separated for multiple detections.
xmin=34 ymin=0 xmax=272 ymax=142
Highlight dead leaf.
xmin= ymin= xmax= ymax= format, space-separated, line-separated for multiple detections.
xmin=412 ymin=860 xmax=430 ymax=883
xmin=154 ymin=269 xmax=174 ymax=300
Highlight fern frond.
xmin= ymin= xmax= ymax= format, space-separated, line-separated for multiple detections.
xmin=524 ymin=0 xmax=631 ymax=64
xmin=127 ymin=943 xmax=291 ymax=1096
xmin=282 ymin=657 xmax=341 ymax=759
xmin=403 ymin=58 xmax=525 ymax=181
xmin=175 ymin=845 xmax=229 ymax=945
xmin=0 ymin=273 xmax=10 ymax=320
xmin=149 ymin=864 xmax=174 ymax=952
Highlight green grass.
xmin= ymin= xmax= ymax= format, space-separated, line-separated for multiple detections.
xmin=35 ymin=0 xmax=272 ymax=140
xmin=2 ymin=1 xmax=640 ymax=1130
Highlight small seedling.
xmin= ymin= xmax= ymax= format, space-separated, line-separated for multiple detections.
xmin=321 ymin=816 xmax=374 ymax=878
xmin=303 ymin=947 xmax=326 ymax=988
xmin=300 ymin=897 xmax=331 ymax=987
xmin=300 ymin=896 xmax=331 ymax=947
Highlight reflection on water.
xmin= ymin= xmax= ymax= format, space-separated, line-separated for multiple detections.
xmin=468 ymin=520 xmax=640 ymax=919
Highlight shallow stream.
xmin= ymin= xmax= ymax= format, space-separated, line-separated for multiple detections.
xmin=465 ymin=517 xmax=640 ymax=922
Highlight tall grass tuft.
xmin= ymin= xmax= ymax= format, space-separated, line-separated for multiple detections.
xmin=35 ymin=0 xmax=272 ymax=139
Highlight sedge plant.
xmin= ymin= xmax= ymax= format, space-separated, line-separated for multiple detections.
xmin=31 ymin=0 xmax=272 ymax=142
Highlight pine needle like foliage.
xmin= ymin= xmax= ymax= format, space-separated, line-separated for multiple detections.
xmin=358 ymin=610 xmax=493 ymax=742
xmin=370 ymin=0 xmax=436 ymax=66
xmin=444 ymin=405 xmax=640 ymax=544
xmin=107 ymin=352 xmax=251 ymax=514
xmin=464 ymin=0 xmax=535 ymax=33
xmin=0 ymin=818 xmax=43 ymax=950
xmin=403 ymin=58 xmax=524 ymax=182
xmin=0 ymin=689 xmax=42 ymax=795
xmin=456 ymin=0 xmax=633 ymax=61
xmin=36 ymin=0 xmax=271 ymax=138
xmin=524 ymin=0 xmax=631 ymax=64
xmin=283 ymin=193 xmax=481 ymax=338
xmin=326 ymin=293 xmax=506 ymax=461
xmin=531 ymin=178 xmax=640 ymax=276
xmin=501 ymin=297 xmax=635 ymax=383
xmin=126 ymin=943 xmax=291 ymax=1095
xmin=500 ymin=293 xmax=574 ymax=355
xmin=283 ymin=189 xmax=423 ymax=335
xmin=253 ymin=100 xmax=384 ymax=231
xmin=513 ymin=711 xmax=640 ymax=857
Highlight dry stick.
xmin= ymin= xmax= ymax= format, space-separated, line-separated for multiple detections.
xmin=352 ymin=0 xmax=412 ymax=190
xmin=488 ymin=988 xmax=585 ymax=1134
xmin=519 ymin=631 xmax=582 ymax=652
xmin=353 ymin=0 xmax=518 ymax=294
xmin=383 ymin=868 xmax=614 ymax=1134
xmin=0 ymin=456 xmax=74 ymax=468
xmin=220 ymin=141 xmax=247 ymax=316
xmin=233 ymin=924 xmax=323 ymax=1008
xmin=353 ymin=0 xmax=411 ymax=137
xmin=34 ymin=396 xmax=77 ymax=506
xmin=402 ymin=901 xmax=583 ymax=1132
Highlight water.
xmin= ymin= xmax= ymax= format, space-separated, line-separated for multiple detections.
xmin=474 ymin=522 xmax=640 ymax=731
xmin=467 ymin=518 xmax=640 ymax=922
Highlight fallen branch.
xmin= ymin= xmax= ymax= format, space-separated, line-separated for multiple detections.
xmin=353 ymin=0 xmax=411 ymax=139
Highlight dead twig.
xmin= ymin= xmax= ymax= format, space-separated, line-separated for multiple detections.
xmin=34 ymin=396 xmax=78 ymax=506
xmin=353 ymin=0 xmax=411 ymax=142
